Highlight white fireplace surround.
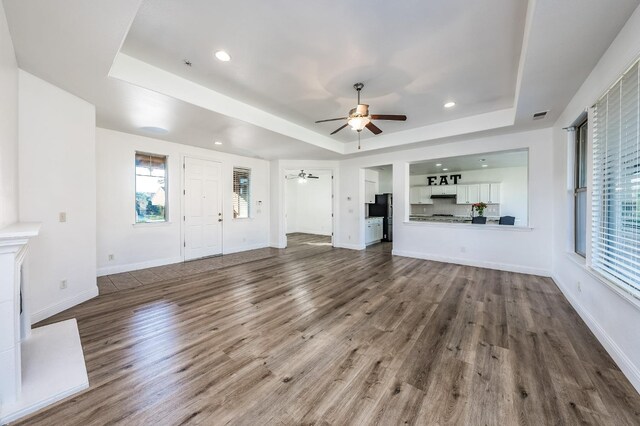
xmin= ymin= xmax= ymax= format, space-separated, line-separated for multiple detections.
xmin=0 ymin=223 xmax=89 ymax=424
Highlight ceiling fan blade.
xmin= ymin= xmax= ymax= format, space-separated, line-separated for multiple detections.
xmin=307 ymin=175 xmax=319 ymax=179
xmin=371 ymin=114 xmax=407 ymax=121
xmin=330 ymin=123 xmax=349 ymax=135
xmin=365 ymin=122 xmax=383 ymax=135
xmin=315 ymin=117 xmax=347 ymax=123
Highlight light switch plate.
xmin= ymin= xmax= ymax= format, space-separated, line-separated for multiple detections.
xmin=59 ymin=212 xmax=67 ymax=222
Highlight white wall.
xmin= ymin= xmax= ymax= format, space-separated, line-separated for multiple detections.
xmin=336 ymin=128 xmax=553 ymax=275
xmin=285 ymin=170 xmax=332 ymax=236
xmin=0 ymin=2 xmax=18 ymax=228
xmin=410 ymin=166 xmax=528 ymax=225
xmin=96 ymin=128 xmax=270 ymax=275
xmin=18 ymin=71 xmax=97 ymax=323
xmin=551 ymin=4 xmax=640 ymax=392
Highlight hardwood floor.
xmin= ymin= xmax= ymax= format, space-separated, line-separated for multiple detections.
xmin=15 ymin=234 xmax=640 ymax=425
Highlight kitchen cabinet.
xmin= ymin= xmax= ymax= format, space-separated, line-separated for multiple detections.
xmin=457 ymin=184 xmax=480 ymax=204
xmin=431 ymin=185 xmax=457 ymax=196
xmin=365 ymin=217 xmax=384 ymax=244
xmin=409 ymin=186 xmax=433 ymax=204
xmin=365 ymin=180 xmax=377 ymax=204
xmin=479 ymin=183 xmax=500 ymax=204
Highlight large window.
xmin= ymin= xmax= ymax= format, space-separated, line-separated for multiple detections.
xmin=575 ymin=119 xmax=588 ymax=257
xmin=233 ymin=167 xmax=251 ymax=219
xmin=135 ymin=152 xmax=167 ymax=223
xmin=592 ymin=59 xmax=640 ymax=297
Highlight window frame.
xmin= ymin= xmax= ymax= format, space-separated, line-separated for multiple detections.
xmin=134 ymin=151 xmax=169 ymax=224
xmin=574 ymin=118 xmax=588 ymax=257
xmin=232 ymin=167 xmax=251 ymax=220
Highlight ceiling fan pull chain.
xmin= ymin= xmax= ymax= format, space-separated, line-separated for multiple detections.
xmin=358 ymin=131 xmax=361 ymax=150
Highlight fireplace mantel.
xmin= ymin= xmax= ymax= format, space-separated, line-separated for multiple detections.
xmin=0 ymin=222 xmax=89 ymax=423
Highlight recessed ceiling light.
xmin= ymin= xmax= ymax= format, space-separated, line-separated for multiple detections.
xmin=442 ymin=168 xmax=449 ymax=171
xmin=482 ymin=164 xmax=488 ymax=168
xmin=444 ymin=101 xmax=456 ymax=109
xmin=139 ymin=126 xmax=169 ymax=135
xmin=214 ymin=50 xmax=231 ymax=62
xmin=436 ymin=163 xmax=442 ymax=167
xmin=214 ymin=141 xmax=223 ymax=145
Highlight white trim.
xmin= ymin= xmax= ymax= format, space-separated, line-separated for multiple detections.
xmin=392 ymin=249 xmax=551 ymax=276
xmin=97 ymin=256 xmax=184 ymax=276
xmin=132 ymin=221 xmax=172 ymax=227
xmin=30 ymin=287 xmax=98 ymax=324
xmin=551 ymin=273 xmax=640 ymax=393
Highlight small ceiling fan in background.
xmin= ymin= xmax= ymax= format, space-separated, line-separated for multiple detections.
xmin=315 ymin=82 xmax=407 ymax=149
xmin=286 ymin=170 xmax=320 ymax=182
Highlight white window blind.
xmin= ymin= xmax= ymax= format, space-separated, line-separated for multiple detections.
xmin=233 ymin=167 xmax=251 ymax=219
xmin=592 ymin=59 xmax=640 ymax=298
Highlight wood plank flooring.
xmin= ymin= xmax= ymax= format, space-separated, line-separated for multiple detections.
xmin=15 ymin=234 xmax=640 ymax=425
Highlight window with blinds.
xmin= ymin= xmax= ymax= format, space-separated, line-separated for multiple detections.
xmin=135 ymin=152 xmax=168 ymax=223
xmin=233 ymin=167 xmax=251 ymax=219
xmin=592 ymin=59 xmax=640 ymax=298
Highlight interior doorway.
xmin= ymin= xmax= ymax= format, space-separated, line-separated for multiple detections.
xmin=284 ymin=169 xmax=334 ymax=248
xmin=183 ymin=157 xmax=223 ymax=260
xmin=364 ymin=164 xmax=393 ymax=252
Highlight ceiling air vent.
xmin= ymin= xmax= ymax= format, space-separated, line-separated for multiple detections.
xmin=533 ymin=110 xmax=548 ymax=120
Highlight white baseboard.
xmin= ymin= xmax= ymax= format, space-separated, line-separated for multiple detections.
xmin=270 ymin=243 xmax=287 ymax=249
xmin=333 ymin=242 xmax=365 ymax=250
xmin=223 ymin=243 xmax=270 ymax=255
xmin=391 ymin=249 xmax=551 ymax=277
xmin=552 ymin=274 xmax=640 ymax=394
xmin=30 ymin=286 xmax=98 ymax=324
xmin=97 ymin=256 xmax=184 ymax=276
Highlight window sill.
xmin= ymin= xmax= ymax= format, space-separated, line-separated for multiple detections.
xmin=402 ymin=221 xmax=533 ymax=232
xmin=564 ymin=252 xmax=640 ymax=311
xmin=133 ymin=221 xmax=172 ymax=228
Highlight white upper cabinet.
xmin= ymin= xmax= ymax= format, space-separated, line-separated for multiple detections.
xmin=409 ymin=186 xmax=433 ymax=204
xmin=365 ymin=180 xmax=377 ymax=204
xmin=478 ymin=183 xmax=500 ymax=203
xmin=467 ymin=184 xmax=480 ymax=204
xmin=456 ymin=185 xmax=468 ymax=204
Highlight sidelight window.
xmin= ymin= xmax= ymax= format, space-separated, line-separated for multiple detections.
xmin=135 ymin=152 xmax=167 ymax=223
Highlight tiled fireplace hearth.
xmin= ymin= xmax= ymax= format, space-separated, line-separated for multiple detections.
xmin=0 ymin=223 xmax=88 ymax=423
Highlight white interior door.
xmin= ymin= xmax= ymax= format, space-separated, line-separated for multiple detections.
xmin=184 ymin=157 xmax=222 ymax=260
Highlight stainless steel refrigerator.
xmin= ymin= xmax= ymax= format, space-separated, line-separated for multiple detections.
xmin=368 ymin=193 xmax=392 ymax=242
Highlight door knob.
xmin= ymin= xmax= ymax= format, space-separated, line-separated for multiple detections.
xmin=218 ymin=219 xmax=223 ymax=222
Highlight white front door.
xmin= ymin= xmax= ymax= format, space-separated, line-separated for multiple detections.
xmin=184 ymin=157 xmax=222 ymax=260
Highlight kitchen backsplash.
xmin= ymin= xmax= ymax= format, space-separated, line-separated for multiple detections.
xmin=410 ymin=198 xmax=501 ymax=217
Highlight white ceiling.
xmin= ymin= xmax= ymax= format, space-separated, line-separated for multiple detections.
xmin=409 ymin=149 xmax=528 ymax=175
xmin=122 ymin=0 xmax=527 ymax=143
xmin=3 ymin=0 xmax=640 ymax=159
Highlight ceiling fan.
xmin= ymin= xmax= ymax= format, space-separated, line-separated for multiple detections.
xmin=315 ymin=82 xmax=407 ymax=149
xmin=286 ymin=170 xmax=320 ymax=182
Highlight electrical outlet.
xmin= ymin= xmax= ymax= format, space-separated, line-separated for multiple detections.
xmin=348 ymin=235 xmax=351 ymax=240
xmin=60 ymin=280 xmax=67 ymax=289
xmin=577 ymin=281 xmax=581 ymax=292
xmin=59 ymin=212 xmax=67 ymax=222
xmin=108 ymin=254 xmax=114 ymax=261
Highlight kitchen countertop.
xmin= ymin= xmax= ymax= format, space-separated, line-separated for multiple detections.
xmin=409 ymin=215 xmax=499 ymax=224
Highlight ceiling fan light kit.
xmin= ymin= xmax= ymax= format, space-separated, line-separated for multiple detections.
xmin=286 ymin=170 xmax=320 ymax=182
xmin=315 ymin=82 xmax=406 ymax=150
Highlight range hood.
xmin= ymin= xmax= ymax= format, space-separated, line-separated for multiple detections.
xmin=430 ymin=194 xmax=457 ymax=199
